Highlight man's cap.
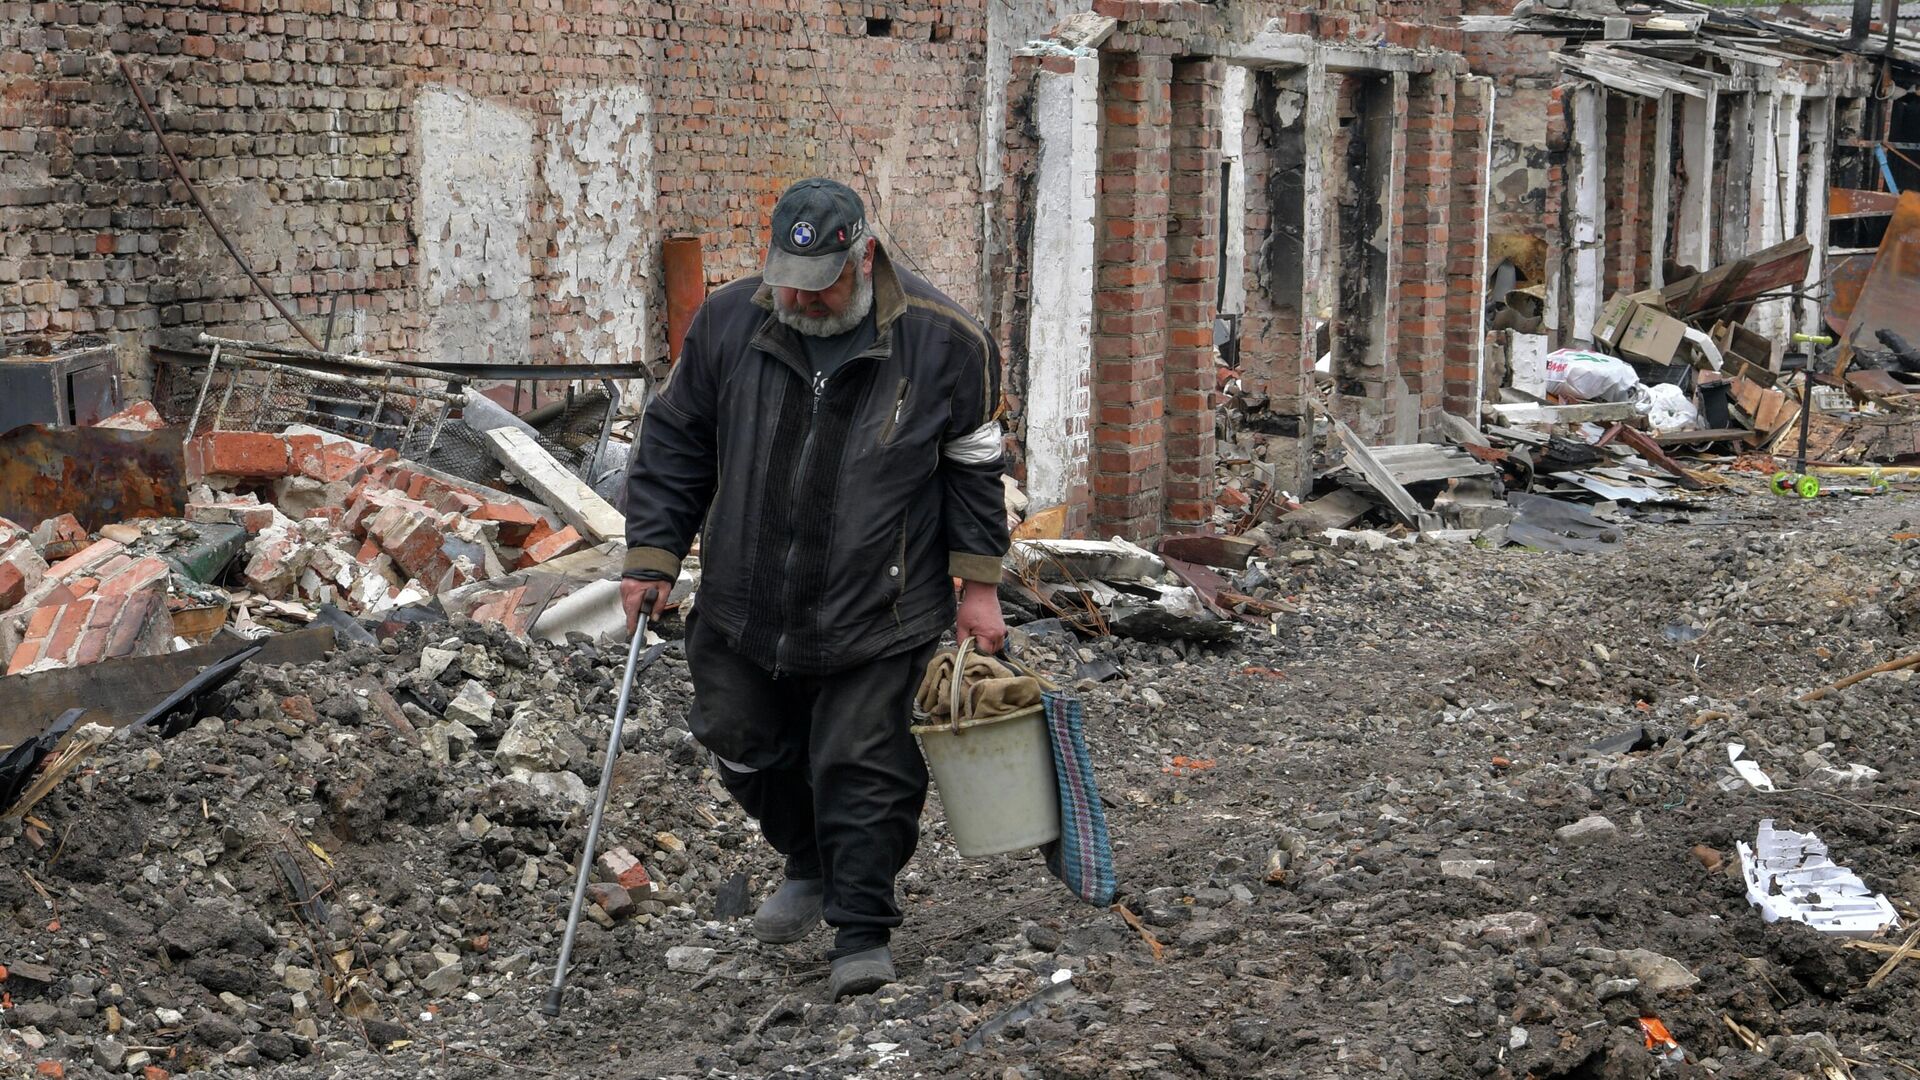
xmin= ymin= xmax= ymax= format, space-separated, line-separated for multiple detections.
xmin=764 ymin=178 xmax=868 ymax=292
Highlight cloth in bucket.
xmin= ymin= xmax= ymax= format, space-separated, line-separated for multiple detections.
xmin=917 ymin=642 xmax=1116 ymax=906
xmin=913 ymin=649 xmax=1043 ymax=722
xmin=1037 ymin=686 xmax=1117 ymax=906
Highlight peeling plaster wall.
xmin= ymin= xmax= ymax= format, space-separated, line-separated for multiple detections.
xmin=1220 ymin=65 xmax=1251 ymax=316
xmin=979 ymin=0 xmax=1087 ymax=313
xmin=544 ymin=85 xmax=656 ymax=366
xmin=416 ymin=86 xmax=532 ymax=367
xmin=1023 ymin=54 xmax=1099 ymax=513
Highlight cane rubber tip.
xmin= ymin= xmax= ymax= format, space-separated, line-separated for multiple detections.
xmin=541 ymin=988 xmax=564 ymax=1016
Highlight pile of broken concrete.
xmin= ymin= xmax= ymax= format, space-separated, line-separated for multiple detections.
xmin=2 ymin=404 xmax=606 ymax=679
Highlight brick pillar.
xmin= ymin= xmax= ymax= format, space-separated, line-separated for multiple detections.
xmin=1164 ymin=58 xmax=1223 ymax=530
xmin=1237 ymin=68 xmax=1314 ymax=494
xmin=1091 ymin=54 xmax=1171 ymax=539
xmin=1398 ymin=73 xmax=1453 ymax=432
xmin=1605 ymin=93 xmax=1646 ymax=294
xmin=1445 ymin=77 xmax=1493 ymax=419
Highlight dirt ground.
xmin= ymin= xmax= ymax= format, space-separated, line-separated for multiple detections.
xmin=4 ymin=487 xmax=1919 ymax=1080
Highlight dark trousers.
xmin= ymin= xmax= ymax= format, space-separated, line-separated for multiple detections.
xmin=684 ymin=612 xmax=938 ymax=958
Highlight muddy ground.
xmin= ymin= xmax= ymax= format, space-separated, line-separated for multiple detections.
xmin=3 ymin=486 xmax=1919 ymax=1079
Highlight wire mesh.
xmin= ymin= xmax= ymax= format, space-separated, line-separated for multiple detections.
xmin=161 ymin=340 xmax=457 ymax=456
xmin=154 ymin=336 xmax=609 ymax=489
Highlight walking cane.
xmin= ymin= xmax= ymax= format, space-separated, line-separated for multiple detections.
xmin=542 ymin=612 xmax=657 ymax=1016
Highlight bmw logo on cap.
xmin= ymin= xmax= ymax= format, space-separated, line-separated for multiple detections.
xmin=791 ymin=221 xmax=816 ymax=248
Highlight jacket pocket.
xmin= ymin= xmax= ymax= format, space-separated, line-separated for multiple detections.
xmin=878 ymin=377 xmax=911 ymax=445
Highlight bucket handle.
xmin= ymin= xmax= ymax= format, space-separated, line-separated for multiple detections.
xmin=948 ymin=636 xmax=976 ymax=734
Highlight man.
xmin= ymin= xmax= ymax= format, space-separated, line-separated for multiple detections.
xmin=621 ymin=178 xmax=1009 ymax=999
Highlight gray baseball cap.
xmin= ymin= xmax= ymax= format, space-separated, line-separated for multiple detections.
xmin=763 ymin=178 xmax=868 ymax=292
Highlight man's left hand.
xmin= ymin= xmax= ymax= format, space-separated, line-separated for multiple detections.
xmin=956 ymin=579 xmax=1007 ymax=653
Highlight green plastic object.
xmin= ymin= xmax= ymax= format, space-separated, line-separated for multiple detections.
xmin=1795 ymin=475 xmax=1820 ymax=499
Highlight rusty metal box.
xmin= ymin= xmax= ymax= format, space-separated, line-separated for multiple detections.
xmin=0 ymin=341 xmax=122 ymax=434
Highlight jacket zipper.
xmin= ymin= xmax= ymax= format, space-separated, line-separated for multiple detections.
xmin=879 ymin=376 xmax=910 ymax=444
xmin=759 ymin=331 xmax=892 ymax=675
xmin=773 ymin=374 xmax=828 ymax=676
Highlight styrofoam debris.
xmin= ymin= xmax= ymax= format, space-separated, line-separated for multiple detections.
xmin=1726 ymin=743 xmax=1776 ymax=791
xmin=1737 ymin=819 xmax=1899 ymax=935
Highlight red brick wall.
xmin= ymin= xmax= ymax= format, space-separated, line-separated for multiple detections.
xmin=1090 ymin=54 xmax=1172 ymax=538
xmin=0 ymin=1 xmax=996 ymax=390
xmin=1445 ymin=77 xmax=1493 ymax=416
xmin=1398 ymin=73 xmax=1455 ymax=429
xmin=1163 ymin=58 xmax=1223 ymax=529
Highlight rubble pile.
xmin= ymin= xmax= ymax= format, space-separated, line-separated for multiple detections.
xmin=0 ymin=407 xmax=632 ymax=679
xmin=4 ymin=499 xmax=1918 ymax=1078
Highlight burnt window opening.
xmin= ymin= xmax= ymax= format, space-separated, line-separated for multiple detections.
xmin=866 ymin=16 xmax=892 ymax=37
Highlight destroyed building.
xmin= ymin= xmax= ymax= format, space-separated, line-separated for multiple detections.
xmin=6 ymin=2 xmax=1920 ymax=1078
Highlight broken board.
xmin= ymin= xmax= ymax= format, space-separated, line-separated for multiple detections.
xmin=1333 ymin=419 xmax=1437 ymax=530
xmin=1157 ymin=533 xmax=1259 ymax=571
xmin=1279 ymin=488 xmax=1375 ymax=534
xmin=0 ymin=626 xmax=335 ymax=750
xmin=1342 ymin=443 xmax=1497 ymax=486
xmin=482 ymin=427 xmax=625 ymax=543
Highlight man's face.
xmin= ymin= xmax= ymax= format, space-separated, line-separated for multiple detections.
xmin=774 ymin=239 xmax=875 ymax=321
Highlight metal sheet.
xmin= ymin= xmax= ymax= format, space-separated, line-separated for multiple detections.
xmin=1830 ymin=187 xmax=1899 ymax=218
xmin=1827 ymin=252 xmax=1876 ymax=327
xmin=1843 ymin=191 xmax=1920 ymax=357
xmin=0 ymin=424 xmax=186 ymax=532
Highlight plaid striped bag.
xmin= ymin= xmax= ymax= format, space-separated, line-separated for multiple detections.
xmin=1037 ymin=687 xmax=1117 ymax=905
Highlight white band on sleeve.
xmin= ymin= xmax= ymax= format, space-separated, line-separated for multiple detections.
xmin=942 ymin=420 xmax=1003 ymax=466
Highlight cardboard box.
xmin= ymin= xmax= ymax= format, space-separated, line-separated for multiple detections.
xmin=1593 ymin=293 xmax=1638 ymax=346
xmin=1618 ymin=304 xmax=1686 ymax=364
xmin=1593 ymin=289 xmax=1662 ymax=347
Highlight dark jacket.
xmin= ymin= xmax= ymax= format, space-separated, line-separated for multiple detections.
xmin=623 ymin=246 xmax=1009 ymax=676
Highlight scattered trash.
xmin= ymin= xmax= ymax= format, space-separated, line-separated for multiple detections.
xmin=1725 ymin=744 xmax=1776 ymax=792
xmin=1638 ymin=1016 xmax=1684 ymax=1064
xmin=1738 ymin=819 xmax=1900 ymax=935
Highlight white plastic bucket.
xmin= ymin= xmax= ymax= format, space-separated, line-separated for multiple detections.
xmin=914 ymin=705 xmax=1061 ymax=857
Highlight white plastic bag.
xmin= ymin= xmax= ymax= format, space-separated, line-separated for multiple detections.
xmin=1545 ymin=350 xmax=1640 ymax=403
xmin=1645 ymin=382 xmax=1699 ymax=431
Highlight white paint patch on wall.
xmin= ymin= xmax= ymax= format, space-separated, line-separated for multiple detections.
xmin=545 ymin=85 xmax=657 ymax=366
xmin=416 ymin=86 xmax=533 ymax=365
xmin=1022 ymin=52 xmax=1099 ymax=512
xmin=1219 ymin=65 xmax=1250 ymax=317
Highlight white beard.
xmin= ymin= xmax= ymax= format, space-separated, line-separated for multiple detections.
xmin=775 ymin=264 xmax=874 ymax=337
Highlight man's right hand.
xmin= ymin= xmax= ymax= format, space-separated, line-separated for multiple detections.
xmin=621 ymin=577 xmax=671 ymax=633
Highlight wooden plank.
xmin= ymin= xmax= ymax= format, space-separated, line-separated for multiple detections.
xmin=1489 ymin=401 xmax=1642 ymax=425
xmin=0 ymin=627 xmax=336 ymax=749
xmin=1157 ymin=534 xmax=1259 ymax=571
xmin=1846 ymin=368 xmax=1915 ymax=399
xmin=482 ymin=427 xmax=625 ymax=543
xmin=1660 ymin=236 xmax=1813 ymax=317
xmin=1011 ymin=505 xmax=1068 ymax=541
xmin=1333 ymin=418 xmax=1435 ymax=529
xmin=1649 ymin=427 xmax=1753 ymax=445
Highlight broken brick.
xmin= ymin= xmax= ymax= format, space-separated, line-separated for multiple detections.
xmin=29 ymin=512 xmax=88 ymax=558
xmin=471 ymin=502 xmax=540 ymax=547
xmin=0 ymin=561 xmax=26 ymax=611
xmin=97 ymin=556 xmax=170 ymax=599
xmin=187 ymin=494 xmax=277 ymax=536
xmin=597 ymin=847 xmax=652 ymax=892
xmin=0 ymin=538 xmax=51 ymax=609
xmin=185 ymin=431 xmax=291 ymax=480
xmin=93 ymin=400 xmax=167 ymax=431
xmin=517 ymin=525 xmax=584 ymax=568
xmin=586 ymin=882 xmax=634 ymax=920
xmin=46 ymin=538 xmax=126 ymax=580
